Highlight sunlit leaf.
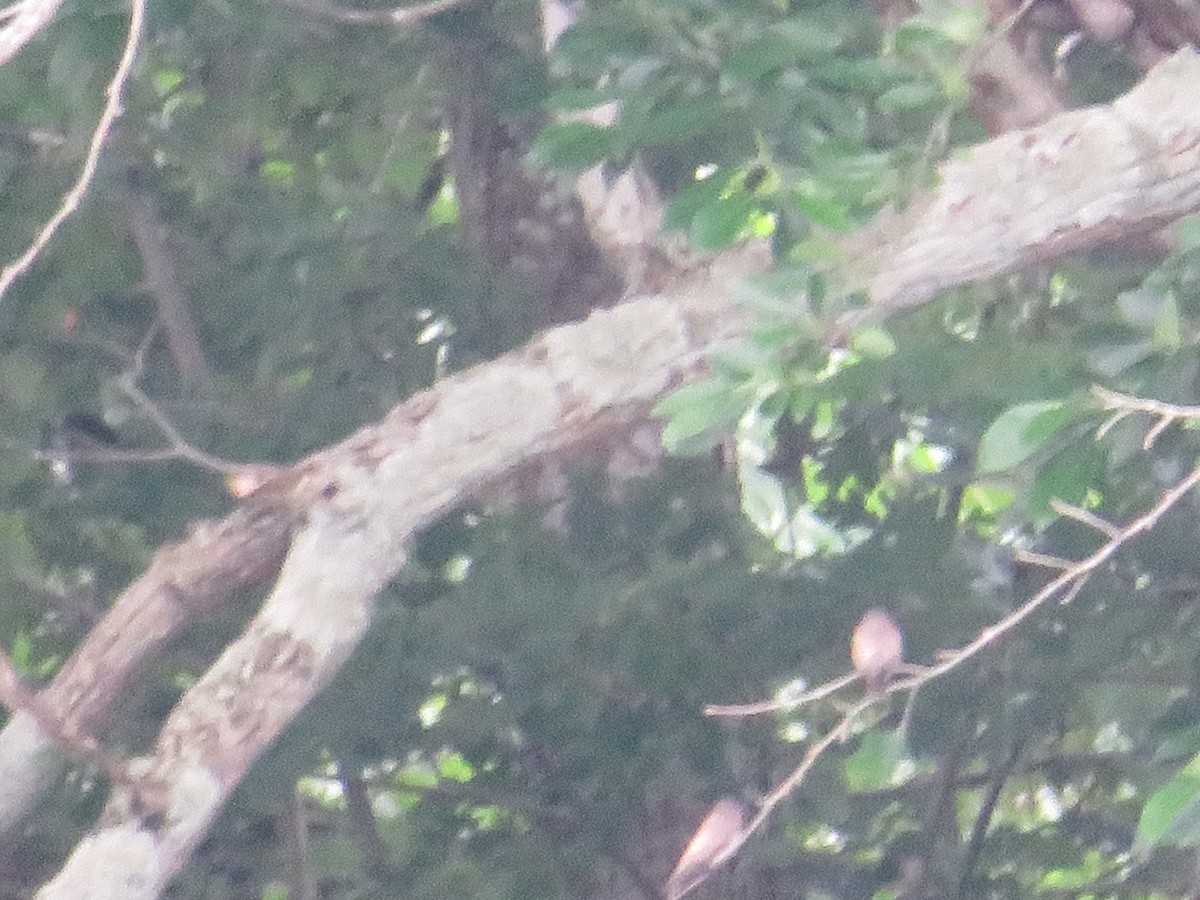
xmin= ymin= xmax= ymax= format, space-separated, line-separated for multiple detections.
xmin=690 ymin=195 xmax=757 ymax=252
xmin=656 ymin=376 xmax=750 ymax=454
xmin=845 ymin=729 xmax=909 ymax=792
xmin=738 ymin=464 xmax=790 ymax=538
xmin=1135 ymin=767 xmax=1200 ymax=853
xmin=977 ymin=400 xmax=1079 ymax=473
xmin=849 ymin=324 xmax=896 ymax=359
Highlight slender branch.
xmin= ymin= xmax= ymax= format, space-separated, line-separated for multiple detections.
xmin=902 ymin=461 xmax=1200 ymax=689
xmin=1093 ymin=386 xmax=1200 ymax=420
xmin=340 ymin=768 xmax=389 ymax=871
xmin=0 ymin=0 xmax=65 ymax=66
xmin=0 ymin=0 xmax=144 ymax=310
xmin=41 ymin=318 xmax=284 ymax=490
xmin=274 ymin=0 xmax=472 ymax=28
xmin=712 ymin=696 xmax=875 ymax=867
xmin=285 ymin=785 xmax=319 ymax=900
xmin=1049 ymin=499 xmax=1122 ymax=538
xmin=913 ymin=721 xmax=975 ymax=899
xmin=704 ymin=673 xmax=858 ymax=717
xmin=1013 ymin=550 xmax=1075 ymax=571
xmin=699 ymin=418 xmax=1200 ymax=877
xmin=956 ymin=741 xmax=1023 ymax=898
xmin=128 ymin=194 xmax=215 ymax=395
xmin=1094 ymin=386 xmax=1200 ymax=448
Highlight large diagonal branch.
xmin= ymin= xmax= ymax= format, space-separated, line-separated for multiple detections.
xmin=20 ymin=47 xmax=1200 ymax=897
xmin=840 ymin=48 xmax=1200 ymax=318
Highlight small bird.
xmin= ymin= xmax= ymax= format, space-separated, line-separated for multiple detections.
xmin=665 ymin=797 xmax=747 ymax=900
xmin=851 ymin=608 xmax=904 ymax=693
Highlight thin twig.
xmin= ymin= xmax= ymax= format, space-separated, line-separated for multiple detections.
xmin=0 ymin=0 xmax=145 ymax=309
xmin=1013 ymin=550 xmax=1075 ymax=571
xmin=275 ymin=0 xmax=471 ymax=28
xmin=904 ymin=462 xmax=1200 ymax=687
xmin=114 ymin=378 xmax=244 ymax=475
xmin=128 ymin=194 xmax=215 ymax=395
xmin=704 ymin=673 xmax=858 ymax=717
xmin=714 ymin=696 xmax=876 ymax=866
xmin=956 ymin=741 xmax=1023 ymax=899
xmin=1092 ymin=386 xmax=1200 ymax=449
xmin=1049 ymin=499 xmax=1121 ymax=539
xmin=700 ymin=455 xmax=1200 ymax=878
xmin=1093 ymin=386 xmax=1200 ymax=421
xmin=0 ymin=0 xmax=65 ymax=65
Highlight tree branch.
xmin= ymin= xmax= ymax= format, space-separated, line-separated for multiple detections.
xmin=128 ymin=195 xmax=215 ymax=396
xmin=838 ymin=48 xmax=1200 ymax=326
xmin=0 ymin=0 xmax=65 ymax=66
xmin=0 ymin=0 xmax=144 ymax=310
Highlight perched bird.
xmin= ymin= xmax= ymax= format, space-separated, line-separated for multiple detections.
xmin=665 ymin=797 xmax=747 ymax=900
xmin=851 ymin=608 xmax=904 ymax=693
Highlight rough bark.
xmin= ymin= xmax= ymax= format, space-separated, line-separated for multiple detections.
xmin=840 ymin=49 xmax=1200 ymax=321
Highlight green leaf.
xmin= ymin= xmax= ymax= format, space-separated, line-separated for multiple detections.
xmin=663 ymin=169 xmax=735 ymax=231
xmin=849 ymin=324 xmax=896 ymax=359
xmin=631 ymin=96 xmax=722 ymax=147
xmin=1154 ymin=290 xmax=1181 ymax=351
xmin=845 ymin=729 xmax=909 ymax=792
xmin=528 ymin=121 xmax=614 ymax=171
xmin=738 ymin=464 xmax=790 ymax=539
xmin=875 ymin=81 xmax=941 ymax=112
xmin=1085 ymin=340 xmax=1154 ymax=378
xmin=811 ymin=57 xmax=915 ymax=93
xmin=655 ymin=376 xmax=749 ymax=454
xmin=721 ymin=21 xmax=841 ymax=80
xmin=690 ymin=195 xmax=756 ymax=252
xmin=786 ymin=505 xmax=866 ymax=557
xmin=1028 ymin=443 xmax=1105 ymax=521
xmin=1176 ymin=213 xmax=1200 ymax=251
xmin=729 ymin=268 xmax=814 ymax=323
xmin=1117 ymin=288 xmax=1167 ymax=329
xmin=976 ymin=400 xmax=1078 ymax=473
xmin=793 ymin=190 xmax=853 ymax=231
xmin=1135 ymin=768 xmax=1200 ymax=853
xmin=940 ymin=3 xmax=988 ymax=44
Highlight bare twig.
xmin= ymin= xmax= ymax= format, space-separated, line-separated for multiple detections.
xmin=701 ymin=423 xmax=1200 ymax=876
xmin=1013 ymin=550 xmax=1076 ymax=571
xmin=704 ymin=674 xmax=858 ymax=717
xmin=712 ymin=697 xmax=876 ymax=867
xmin=956 ymin=741 xmax=1023 ymax=898
xmin=22 ymin=318 xmax=278 ymax=489
xmin=901 ymin=462 xmax=1200 ymax=686
xmin=1093 ymin=386 xmax=1200 ymax=448
xmin=0 ymin=0 xmax=65 ymax=66
xmin=1049 ymin=499 xmax=1122 ymax=538
xmin=128 ymin=194 xmax=215 ymax=395
xmin=0 ymin=0 xmax=144 ymax=310
xmin=274 ymin=0 xmax=472 ymax=28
